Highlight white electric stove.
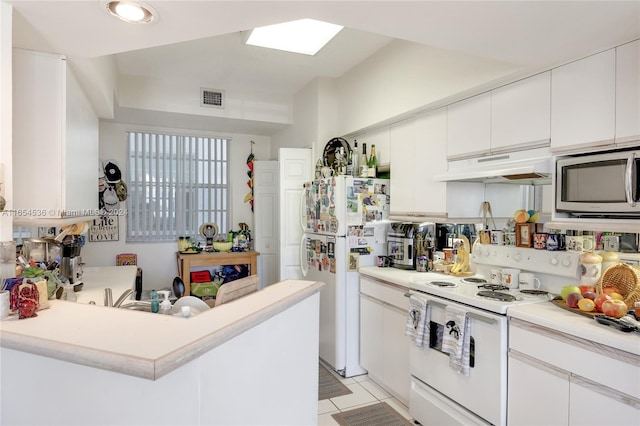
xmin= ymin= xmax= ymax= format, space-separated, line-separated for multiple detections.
xmin=407 ymin=244 xmax=583 ymax=426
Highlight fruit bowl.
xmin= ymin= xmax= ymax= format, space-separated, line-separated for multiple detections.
xmin=213 ymin=242 xmax=233 ymax=252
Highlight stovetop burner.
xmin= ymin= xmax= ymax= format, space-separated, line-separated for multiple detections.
xmin=461 ymin=277 xmax=488 ymax=284
xmin=476 ymin=290 xmax=516 ymax=302
xmin=429 ymin=281 xmax=457 ymax=288
xmin=519 ymin=289 xmax=549 ymax=296
xmin=478 ymin=284 xmax=509 ymax=291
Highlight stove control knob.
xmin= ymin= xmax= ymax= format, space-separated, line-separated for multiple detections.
xmin=513 ymin=252 xmax=522 ymax=262
xmin=550 ymin=257 xmax=559 ymax=266
xmin=482 ymin=247 xmax=490 ymax=257
xmin=562 ymin=257 xmax=571 ymax=267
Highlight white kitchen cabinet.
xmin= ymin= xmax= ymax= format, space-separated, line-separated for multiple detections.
xmin=390 ymin=108 xmax=450 ymax=218
xmin=13 ymin=49 xmax=99 ymax=223
xmin=491 ymin=72 xmax=551 ymax=153
xmin=508 ymin=351 xmax=570 ymax=425
xmin=615 ymin=39 xmax=640 ymax=144
xmin=508 ymin=318 xmax=640 ymax=426
xmin=446 ymin=93 xmax=491 ymax=159
xmin=389 ymin=118 xmax=417 ymax=214
xmin=551 ymin=49 xmax=616 ymax=152
xmin=414 ymin=108 xmax=448 ymax=214
xmin=359 ymin=293 xmax=383 ymax=378
xmin=360 ymin=275 xmax=410 ymax=405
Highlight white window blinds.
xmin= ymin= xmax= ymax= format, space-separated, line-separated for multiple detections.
xmin=126 ymin=132 xmax=229 ymax=242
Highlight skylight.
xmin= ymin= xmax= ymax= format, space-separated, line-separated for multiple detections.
xmin=245 ymin=19 xmax=344 ymax=55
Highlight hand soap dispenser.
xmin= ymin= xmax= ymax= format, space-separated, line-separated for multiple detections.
xmin=150 ymin=289 xmax=159 ymax=313
xmin=158 ymin=290 xmax=172 ymax=315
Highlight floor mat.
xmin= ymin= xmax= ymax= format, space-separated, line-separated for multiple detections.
xmin=331 ymin=402 xmax=413 ymax=426
xmin=318 ymin=364 xmax=352 ymax=400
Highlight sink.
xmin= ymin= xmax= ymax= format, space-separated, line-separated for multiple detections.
xmin=118 ymin=301 xmax=152 ymax=312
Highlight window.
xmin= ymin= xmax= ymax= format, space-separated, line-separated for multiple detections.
xmin=126 ymin=132 xmax=229 ymax=242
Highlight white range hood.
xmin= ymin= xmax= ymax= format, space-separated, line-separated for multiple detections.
xmin=434 ymin=147 xmax=553 ymax=185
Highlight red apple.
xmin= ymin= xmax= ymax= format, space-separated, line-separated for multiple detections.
xmin=566 ymin=292 xmax=584 ymax=308
xmin=602 ymin=299 xmax=628 ymax=318
xmin=582 ymin=291 xmax=597 ymax=301
xmin=602 ymin=286 xmax=621 ymax=296
xmin=579 ymin=285 xmax=596 ymax=295
xmin=594 ymin=294 xmax=612 ymax=312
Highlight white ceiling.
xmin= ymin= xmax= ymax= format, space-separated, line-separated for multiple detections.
xmin=7 ymin=0 xmax=640 ymax=133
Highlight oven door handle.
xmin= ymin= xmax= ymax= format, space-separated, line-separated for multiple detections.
xmin=405 ymin=291 xmax=498 ymax=325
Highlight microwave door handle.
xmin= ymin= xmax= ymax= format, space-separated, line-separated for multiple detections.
xmin=625 ymin=153 xmax=636 ymax=207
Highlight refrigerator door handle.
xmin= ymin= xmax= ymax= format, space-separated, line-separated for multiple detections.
xmin=299 ymin=187 xmax=308 ymax=232
xmin=300 ymin=234 xmax=308 ymax=277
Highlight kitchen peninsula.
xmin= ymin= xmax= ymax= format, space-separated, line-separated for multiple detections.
xmin=0 ymin=278 xmax=323 ymax=425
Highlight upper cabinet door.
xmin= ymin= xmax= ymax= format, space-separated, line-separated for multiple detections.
xmin=615 ymin=39 xmax=640 ymax=144
xmin=446 ymin=92 xmax=491 ymax=160
xmin=389 ymin=118 xmax=416 ymax=214
xmin=551 ymin=49 xmax=616 ymax=152
xmin=491 ymin=72 xmax=551 ymax=153
xmin=13 ymin=49 xmax=99 ymax=222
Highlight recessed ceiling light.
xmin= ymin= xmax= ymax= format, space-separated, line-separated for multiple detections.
xmin=245 ymin=19 xmax=343 ymax=55
xmin=105 ymin=1 xmax=156 ymax=24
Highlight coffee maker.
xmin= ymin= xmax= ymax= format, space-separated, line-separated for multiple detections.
xmin=387 ymin=223 xmax=417 ymax=269
xmin=60 ymin=235 xmax=83 ymax=283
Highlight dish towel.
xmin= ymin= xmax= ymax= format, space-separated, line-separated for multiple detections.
xmin=404 ymin=293 xmax=430 ymax=347
xmin=441 ymin=305 xmax=471 ymax=376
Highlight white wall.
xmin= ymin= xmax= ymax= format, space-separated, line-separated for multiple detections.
xmin=80 ymin=121 xmax=271 ymax=289
xmin=336 ymin=39 xmax=520 ymax=135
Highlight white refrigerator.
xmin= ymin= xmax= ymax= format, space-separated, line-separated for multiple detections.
xmin=301 ymin=176 xmax=390 ymax=377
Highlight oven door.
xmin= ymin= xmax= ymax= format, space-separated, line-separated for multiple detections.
xmin=408 ymin=292 xmax=507 ymax=426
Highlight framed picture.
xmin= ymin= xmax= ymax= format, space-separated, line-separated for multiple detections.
xmin=516 ymin=223 xmax=534 ymax=248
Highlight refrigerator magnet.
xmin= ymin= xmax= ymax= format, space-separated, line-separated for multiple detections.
xmin=348 ymin=253 xmax=359 ymax=272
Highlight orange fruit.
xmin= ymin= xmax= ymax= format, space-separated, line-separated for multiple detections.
xmin=578 ymin=298 xmax=596 ymax=312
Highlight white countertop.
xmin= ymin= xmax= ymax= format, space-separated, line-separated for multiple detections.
xmin=508 ymin=303 xmax=640 ymax=356
xmin=360 ymin=266 xmax=639 ymax=356
xmin=1 ymin=271 xmax=323 ymax=380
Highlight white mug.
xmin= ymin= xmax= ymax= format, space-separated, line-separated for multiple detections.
xmin=491 ymin=230 xmax=504 ymax=245
xmin=519 ymin=272 xmax=541 ymax=290
xmin=582 ymin=235 xmax=595 ymax=252
xmin=490 ymin=268 xmax=502 ymax=284
xmin=501 ymin=268 xmax=520 ymax=289
xmin=566 ymin=236 xmax=583 ymax=252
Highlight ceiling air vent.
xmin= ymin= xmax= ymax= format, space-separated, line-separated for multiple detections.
xmin=200 ymin=88 xmax=224 ymax=109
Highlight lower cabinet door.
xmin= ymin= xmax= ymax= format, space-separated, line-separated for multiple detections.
xmin=569 ymin=376 xmax=640 ymax=426
xmin=360 ymin=294 xmax=383 ymax=377
xmin=508 ymin=351 xmax=569 ymax=425
xmin=382 ymin=302 xmax=410 ymax=404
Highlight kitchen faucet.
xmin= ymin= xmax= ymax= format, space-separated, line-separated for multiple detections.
xmin=104 ymin=288 xmax=134 ymax=308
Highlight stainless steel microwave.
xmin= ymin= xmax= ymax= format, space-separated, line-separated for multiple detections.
xmin=556 ymin=149 xmax=640 ymax=217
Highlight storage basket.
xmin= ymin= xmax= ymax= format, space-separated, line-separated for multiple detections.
xmin=596 ymin=263 xmax=640 ymax=310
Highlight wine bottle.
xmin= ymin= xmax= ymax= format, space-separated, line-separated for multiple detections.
xmin=359 ymin=143 xmax=369 ymax=178
xmin=351 ymin=140 xmax=359 ymax=177
xmin=346 ymin=144 xmax=354 ymax=176
xmin=367 ymin=144 xmax=377 ymax=178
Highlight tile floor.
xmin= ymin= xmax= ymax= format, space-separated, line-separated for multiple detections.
xmin=318 ymin=367 xmax=414 ymax=425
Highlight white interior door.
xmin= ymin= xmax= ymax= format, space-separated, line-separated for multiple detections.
xmin=279 ymin=148 xmax=312 ymax=280
xmin=253 ymin=161 xmax=279 ymax=288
